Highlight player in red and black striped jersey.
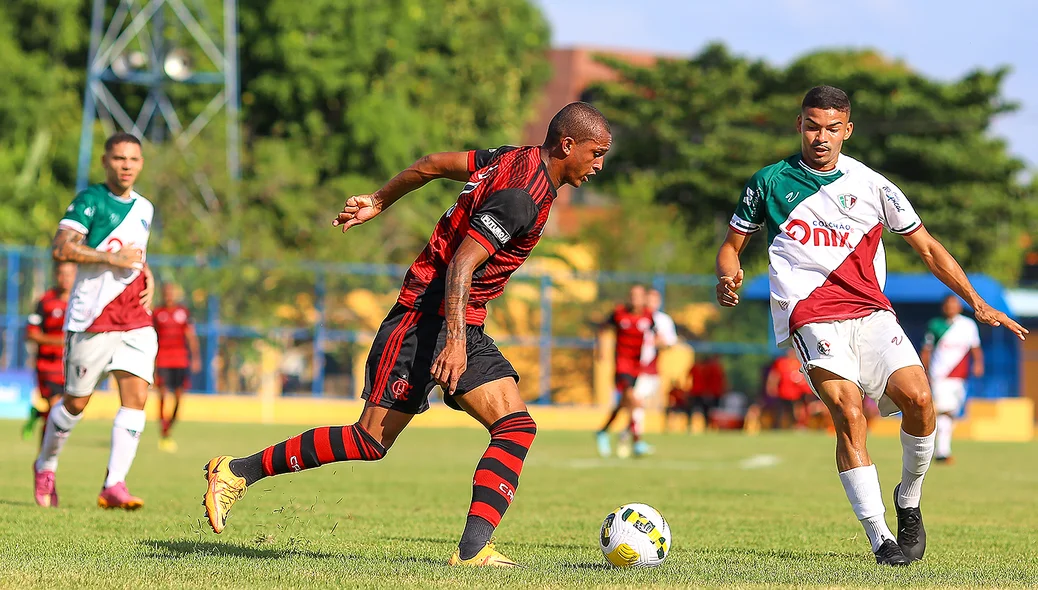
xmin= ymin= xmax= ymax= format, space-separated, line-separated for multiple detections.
xmin=201 ymin=102 xmax=612 ymax=567
xmin=22 ymin=262 xmax=76 ymax=444
xmin=595 ymin=285 xmax=654 ymax=457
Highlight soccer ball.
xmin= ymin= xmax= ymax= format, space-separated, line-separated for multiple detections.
xmin=599 ymin=503 xmax=671 ymax=568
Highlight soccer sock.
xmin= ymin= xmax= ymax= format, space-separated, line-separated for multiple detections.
xmin=228 ymin=424 xmax=387 ymax=486
xmin=839 ymin=464 xmax=895 ymax=552
xmin=897 ymin=428 xmax=935 ymax=509
xmin=629 ymin=407 xmax=645 ymax=443
xmin=935 ymin=414 xmax=953 ymax=459
xmin=459 ymin=411 xmax=537 ymax=560
xmin=158 ymin=392 xmax=167 ymax=437
xmin=35 ymin=403 xmax=82 ymax=472
xmin=104 ymin=407 xmax=146 ymax=488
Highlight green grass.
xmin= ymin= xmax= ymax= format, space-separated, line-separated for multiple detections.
xmin=1 ymin=418 xmax=1036 ymax=589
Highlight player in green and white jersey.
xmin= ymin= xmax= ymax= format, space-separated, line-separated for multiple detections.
xmin=33 ymin=133 xmax=157 ymax=511
xmin=715 ymin=86 xmax=1027 ymax=566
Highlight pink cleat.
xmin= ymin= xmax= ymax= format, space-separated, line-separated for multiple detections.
xmin=33 ymin=465 xmax=58 ymax=508
xmin=97 ymin=482 xmax=144 ymax=510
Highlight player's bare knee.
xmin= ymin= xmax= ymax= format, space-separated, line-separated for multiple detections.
xmin=829 ymin=400 xmax=865 ymax=429
xmin=63 ymin=395 xmax=89 ymax=416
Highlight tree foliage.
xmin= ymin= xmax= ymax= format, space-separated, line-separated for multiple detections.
xmin=586 ymin=44 xmax=1038 ymax=282
xmin=0 ymin=0 xmax=551 ymax=265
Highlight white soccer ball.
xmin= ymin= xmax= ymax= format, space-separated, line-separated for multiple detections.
xmin=599 ymin=502 xmax=671 ymax=568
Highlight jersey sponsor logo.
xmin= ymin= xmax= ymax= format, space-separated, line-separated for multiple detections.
xmin=477 ymin=213 xmax=511 ymax=244
xmin=390 ymin=378 xmax=413 ymax=401
xmin=837 ymin=194 xmax=857 ymax=210
xmin=883 ymin=186 xmax=905 ymax=212
xmin=784 ymin=191 xmax=800 ymax=203
xmin=102 ymin=237 xmax=124 ymax=252
xmin=784 ymin=219 xmax=850 ymax=248
xmin=816 ymin=340 xmax=832 ymax=357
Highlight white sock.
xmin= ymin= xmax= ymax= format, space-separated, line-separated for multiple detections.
xmin=935 ymin=414 xmax=954 ymax=459
xmin=104 ymin=408 xmax=146 ymax=488
xmin=839 ymin=464 xmax=894 ymax=551
xmin=898 ymin=428 xmax=935 ymax=508
xmin=630 ymin=407 xmax=646 ymax=437
xmin=35 ymin=404 xmax=83 ymax=472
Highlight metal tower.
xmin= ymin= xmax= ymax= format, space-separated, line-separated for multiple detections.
xmin=75 ymin=0 xmax=240 ymax=205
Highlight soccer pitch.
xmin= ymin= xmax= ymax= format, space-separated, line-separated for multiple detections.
xmin=2 ymin=419 xmax=1036 ymax=589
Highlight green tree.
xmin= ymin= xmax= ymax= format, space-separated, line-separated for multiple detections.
xmin=587 ymin=44 xmax=1038 ymax=283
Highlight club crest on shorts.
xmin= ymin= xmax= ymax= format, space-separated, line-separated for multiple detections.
xmin=391 ymin=378 xmax=413 ymax=401
xmin=76 ymin=365 xmax=88 ymax=378
xmin=816 ymin=340 xmax=832 ymax=357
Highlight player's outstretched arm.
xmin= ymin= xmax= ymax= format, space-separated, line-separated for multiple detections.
xmin=51 ymin=227 xmax=143 ymax=269
xmin=430 ymin=237 xmax=490 ymax=396
xmin=333 ymin=151 xmax=472 ymax=232
xmin=715 ymin=229 xmax=750 ymax=307
xmin=903 ymin=227 xmax=1028 ymax=340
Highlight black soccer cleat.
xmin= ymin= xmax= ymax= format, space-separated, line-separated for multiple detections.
xmin=874 ymin=538 xmax=910 ymax=566
xmin=893 ymin=483 xmax=926 ymax=562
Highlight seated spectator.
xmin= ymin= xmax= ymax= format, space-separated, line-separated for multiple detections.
xmin=687 ymin=354 xmax=727 ymax=432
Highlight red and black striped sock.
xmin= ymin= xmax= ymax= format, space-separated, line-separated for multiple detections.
xmin=458 ymin=411 xmax=537 ymax=560
xmin=229 ymin=424 xmax=386 ymax=485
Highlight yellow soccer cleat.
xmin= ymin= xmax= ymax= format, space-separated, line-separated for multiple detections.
xmin=448 ymin=542 xmax=520 ymax=568
xmin=202 ymin=455 xmax=247 ymax=534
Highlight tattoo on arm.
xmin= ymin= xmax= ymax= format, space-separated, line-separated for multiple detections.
xmin=52 ymin=229 xmax=110 ymax=264
xmin=444 ymin=258 xmax=473 ymax=342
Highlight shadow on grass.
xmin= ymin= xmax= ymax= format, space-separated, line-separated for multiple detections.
xmin=699 ymin=546 xmax=862 ymax=563
xmin=141 ymin=539 xmax=339 ymax=560
xmin=142 ymin=540 xmax=445 ymax=567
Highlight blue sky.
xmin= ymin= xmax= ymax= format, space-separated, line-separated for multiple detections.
xmin=535 ymin=0 xmax=1038 ymax=169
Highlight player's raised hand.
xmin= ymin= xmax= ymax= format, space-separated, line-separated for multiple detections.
xmin=110 ymin=246 xmax=144 ymax=270
xmin=715 ymin=269 xmax=743 ymax=307
xmin=974 ymin=303 xmax=1028 ymax=341
xmin=332 ymin=195 xmax=381 ymax=233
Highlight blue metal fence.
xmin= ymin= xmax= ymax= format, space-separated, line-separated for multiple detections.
xmin=1 ymin=245 xmax=773 ymax=401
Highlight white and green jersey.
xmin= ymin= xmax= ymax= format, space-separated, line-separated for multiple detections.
xmin=58 ymin=183 xmax=154 ymax=333
xmin=923 ymin=314 xmax=979 ymax=381
xmin=730 ymin=154 xmax=922 ymax=346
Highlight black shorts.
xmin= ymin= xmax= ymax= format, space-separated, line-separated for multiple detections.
xmin=155 ymin=367 xmax=190 ymax=390
xmin=614 ymin=373 xmax=637 ymax=392
xmin=37 ymin=372 xmax=63 ymax=399
xmin=361 ymin=303 xmax=519 ymax=415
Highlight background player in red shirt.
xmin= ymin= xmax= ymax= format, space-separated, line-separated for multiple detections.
xmin=22 ymin=262 xmax=76 ymax=443
xmin=595 ymin=285 xmax=653 ymax=458
xmin=200 ymin=103 xmax=611 ymax=567
xmin=686 ymin=353 xmax=727 ymax=431
xmin=152 ymin=282 xmax=201 ymax=452
xmin=765 ymin=348 xmax=812 ymax=429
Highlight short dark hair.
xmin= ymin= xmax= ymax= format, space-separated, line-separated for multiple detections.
xmin=544 ymin=102 xmax=610 ymax=146
xmin=104 ymin=132 xmax=142 ymax=152
xmin=801 ymin=85 xmax=851 ymax=114
xmin=942 ymin=294 xmax=960 ymax=305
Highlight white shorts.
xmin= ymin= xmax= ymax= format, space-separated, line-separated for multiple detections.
xmin=632 ymin=374 xmax=660 ymax=401
xmin=931 ymin=377 xmax=966 ymax=415
xmin=789 ymin=310 xmax=922 ymax=417
xmin=65 ymin=327 xmax=157 ymax=397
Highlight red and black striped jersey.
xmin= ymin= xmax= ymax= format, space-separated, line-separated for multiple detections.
xmin=611 ymin=304 xmax=654 ymax=375
xmin=27 ymin=289 xmax=67 ymax=376
xmin=396 ymin=145 xmax=557 ymax=325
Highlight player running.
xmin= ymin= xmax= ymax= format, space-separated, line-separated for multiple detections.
xmin=628 ymin=288 xmax=678 ymax=449
xmin=595 ymin=285 xmax=654 ymax=458
xmin=715 ymin=86 xmax=1027 ymax=566
xmin=921 ymin=294 xmax=984 ymax=465
xmin=153 ymin=282 xmax=201 ymax=452
xmin=22 ymin=262 xmax=76 ymax=443
xmin=200 ymin=102 xmax=611 ymax=567
xmin=33 ymin=132 xmax=157 ymax=510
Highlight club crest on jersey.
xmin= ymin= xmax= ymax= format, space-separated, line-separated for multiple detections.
xmin=816 ymin=340 xmax=832 ymax=357
xmin=837 ymin=194 xmax=857 ymax=210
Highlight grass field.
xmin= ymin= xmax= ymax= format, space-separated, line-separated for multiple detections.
xmin=1 ymin=418 xmax=1036 ymax=589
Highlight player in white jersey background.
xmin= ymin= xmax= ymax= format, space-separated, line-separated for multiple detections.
xmin=714 ymin=86 xmax=1027 ymax=566
xmin=33 ymin=132 xmax=157 ymax=511
xmin=921 ymin=295 xmax=984 ymax=465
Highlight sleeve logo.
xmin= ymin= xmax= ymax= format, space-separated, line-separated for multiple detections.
xmin=882 ymin=186 xmax=905 ymax=213
xmin=477 ymin=213 xmax=511 ymax=244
